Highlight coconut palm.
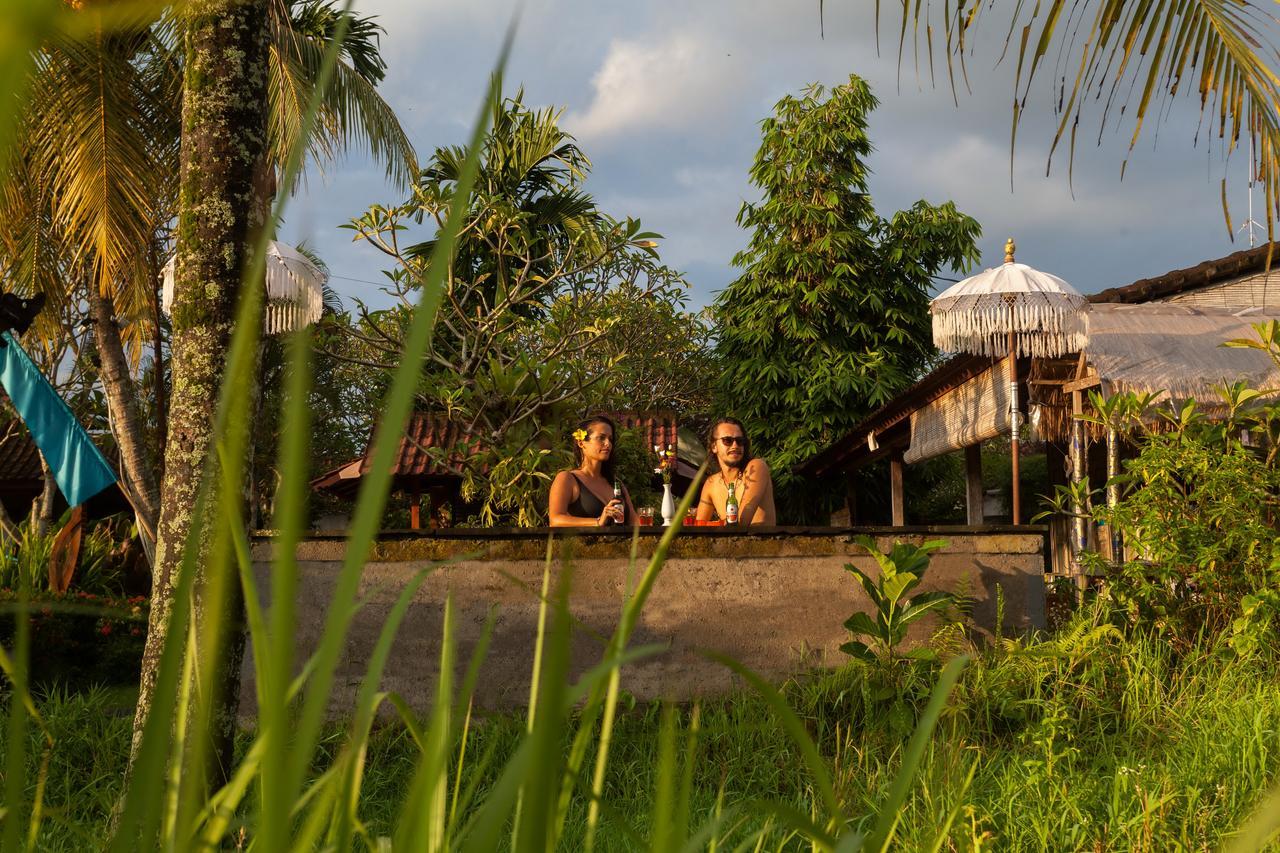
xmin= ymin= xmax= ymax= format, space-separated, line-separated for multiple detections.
xmin=875 ymin=0 xmax=1280 ymax=233
xmin=1 ymin=0 xmax=417 ymax=553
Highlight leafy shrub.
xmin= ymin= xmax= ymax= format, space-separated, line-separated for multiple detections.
xmin=1086 ymin=403 xmax=1280 ymax=650
xmin=0 ymin=515 xmax=129 ymax=597
xmin=0 ymin=591 xmax=147 ymax=687
xmin=841 ymin=536 xmax=960 ymax=665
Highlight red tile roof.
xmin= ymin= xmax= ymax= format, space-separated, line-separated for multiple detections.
xmin=311 ymin=413 xmax=484 ymax=499
xmin=312 ymin=410 xmax=684 ymax=499
xmin=394 ymin=413 xmax=485 ymax=479
xmin=602 ymin=411 xmax=679 ymax=450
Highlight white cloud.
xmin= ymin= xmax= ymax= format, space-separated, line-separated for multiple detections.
xmin=567 ymin=32 xmax=747 ymax=139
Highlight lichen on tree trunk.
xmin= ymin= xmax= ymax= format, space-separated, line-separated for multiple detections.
xmin=130 ymin=0 xmax=271 ymax=787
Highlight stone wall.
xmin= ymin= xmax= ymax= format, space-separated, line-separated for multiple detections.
xmin=240 ymin=526 xmax=1046 ymax=718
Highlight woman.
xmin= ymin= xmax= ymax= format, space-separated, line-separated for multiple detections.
xmin=548 ymin=415 xmax=637 ymax=527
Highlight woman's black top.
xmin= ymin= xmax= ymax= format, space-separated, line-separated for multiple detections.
xmin=567 ymin=473 xmax=608 ymax=520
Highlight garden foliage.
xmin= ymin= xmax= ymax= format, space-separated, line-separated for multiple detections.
xmin=1053 ymin=322 xmax=1280 ymax=654
xmin=840 ymin=536 xmax=959 ymax=665
xmin=341 ymin=92 xmax=713 ymax=525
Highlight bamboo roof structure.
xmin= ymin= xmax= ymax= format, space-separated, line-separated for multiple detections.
xmin=800 ymin=303 xmax=1280 ymax=476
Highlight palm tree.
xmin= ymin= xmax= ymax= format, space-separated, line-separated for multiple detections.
xmin=1 ymin=0 xmax=416 ymax=555
xmin=877 ymin=0 xmax=1280 ymax=234
xmin=3 ymin=0 xmax=417 ymax=784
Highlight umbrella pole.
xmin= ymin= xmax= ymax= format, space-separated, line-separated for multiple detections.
xmin=1008 ymin=324 xmax=1021 ymax=525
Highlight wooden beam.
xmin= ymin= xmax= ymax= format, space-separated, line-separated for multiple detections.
xmin=965 ymin=443 xmax=984 ymax=525
xmin=889 ymin=452 xmax=905 ymax=527
xmin=1062 ymin=375 xmax=1101 ymax=394
xmin=409 ymin=482 xmax=422 ymax=530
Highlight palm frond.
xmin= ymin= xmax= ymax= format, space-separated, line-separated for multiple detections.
xmin=22 ymin=10 xmax=176 ymax=336
xmin=268 ymin=3 xmax=418 ymax=190
xmin=887 ymin=0 xmax=1280 ymax=239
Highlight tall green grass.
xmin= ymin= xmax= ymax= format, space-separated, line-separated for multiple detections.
xmin=4 ymin=612 xmax=1280 ymax=850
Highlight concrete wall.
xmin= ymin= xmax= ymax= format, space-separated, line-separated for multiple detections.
xmin=240 ymin=526 xmax=1046 ymax=718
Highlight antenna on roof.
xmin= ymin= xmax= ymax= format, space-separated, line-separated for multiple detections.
xmin=1238 ymin=134 xmax=1262 ymax=249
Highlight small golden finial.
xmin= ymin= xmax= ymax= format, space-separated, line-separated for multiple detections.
xmin=1004 ymin=237 xmax=1016 ymax=264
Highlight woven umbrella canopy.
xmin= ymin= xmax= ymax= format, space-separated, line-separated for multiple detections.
xmin=161 ymin=241 xmax=326 ymax=335
xmin=930 ymin=238 xmax=1088 ymax=523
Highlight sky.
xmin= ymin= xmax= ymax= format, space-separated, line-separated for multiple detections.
xmin=279 ymin=0 xmax=1258 ymax=312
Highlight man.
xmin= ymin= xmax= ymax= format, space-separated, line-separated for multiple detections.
xmin=696 ymin=417 xmax=777 ymax=525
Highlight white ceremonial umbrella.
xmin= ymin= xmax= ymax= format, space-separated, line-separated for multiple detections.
xmin=161 ymin=241 xmax=326 ymax=335
xmin=930 ymin=238 xmax=1088 ymax=523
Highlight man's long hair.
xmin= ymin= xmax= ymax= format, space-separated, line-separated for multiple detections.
xmin=706 ymin=417 xmax=752 ymax=469
xmin=571 ymin=414 xmax=618 ymax=482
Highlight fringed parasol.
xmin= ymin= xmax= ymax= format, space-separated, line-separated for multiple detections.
xmin=162 ymin=241 xmax=327 ymax=335
xmin=931 ymin=240 xmax=1088 ymax=358
xmin=930 ymin=238 xmax=1088 ymax=524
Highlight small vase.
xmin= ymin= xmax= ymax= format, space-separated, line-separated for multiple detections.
xmin=661 ymin=483 xmax=676 ymax=526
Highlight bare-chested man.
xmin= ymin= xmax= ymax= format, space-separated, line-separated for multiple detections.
xmin=696 ymin=417 xmax=776 ymax=525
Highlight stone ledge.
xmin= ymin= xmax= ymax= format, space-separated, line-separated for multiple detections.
xmin=255 ymin=525 xmax=1048 ymax=564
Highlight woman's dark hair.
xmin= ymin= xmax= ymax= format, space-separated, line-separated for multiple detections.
xmin=571 ymin=414 xmax=618 ymax=482
xmin=706 ymin=417 xmax=752 ymax=467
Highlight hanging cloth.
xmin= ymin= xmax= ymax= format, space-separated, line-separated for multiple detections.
xmin=0 ymin=332 xmax=118 ymax=506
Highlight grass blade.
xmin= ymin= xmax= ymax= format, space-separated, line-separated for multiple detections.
xmin=284 ymin=29 xmax=514 ymax=823
xmin=862 ymin=655 xmax=969 ymax=851
xmin=704 ymin=651 xmax=841 ymax=828
xmin=1 ymin=575 xmax=30 ymax=853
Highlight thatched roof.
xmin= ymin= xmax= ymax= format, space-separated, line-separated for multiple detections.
xmin=1084 ymin=304 xmax=1280 ymax=399
xmin=1024 ymin=304 xmax=1280 ymax=444
xmin=799 ymin=303 xmax=1280 ymax=475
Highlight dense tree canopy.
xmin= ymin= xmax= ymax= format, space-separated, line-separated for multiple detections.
xmin=713 ymin=75 xmax=981 ymax=517
xmin=341 ymin=92 xmax=711 ymax=525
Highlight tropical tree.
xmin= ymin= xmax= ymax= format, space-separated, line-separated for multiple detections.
xmin=339 ymin=91 xmax=696 ymax=524
xmin=9 ymin=7 xmax=177 ymax=550
xmin=132 ymin=0 xmax=273 ymax=786
xmin=713 ymin=76 xmax=980 ymax=520
xmin=566 ymin=281 xmax=717 ymax=420
xmin=1 ymin=0 xmax=416 ymax=557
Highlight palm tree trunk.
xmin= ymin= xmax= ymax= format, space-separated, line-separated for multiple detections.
xmin=129 ymin=0 xmax=270 ymax=790
xmin=148 ymin=240 xmax=168 ymax=477
xmin=90 ymin=287 xmax=160 ymax=549
xmin=35 ymin=455 xmax=55 ymax=537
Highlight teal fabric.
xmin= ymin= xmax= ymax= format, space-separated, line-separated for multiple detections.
xmin=0 ymin=332 xmax=118 ymax=506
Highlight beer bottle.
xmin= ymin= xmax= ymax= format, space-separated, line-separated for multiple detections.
xmin=613 ymin=480 xmax=624 ymax=524
xmin=725 ymin=481 xmax=739 ymax=525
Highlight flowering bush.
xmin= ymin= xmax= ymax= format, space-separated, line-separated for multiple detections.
xmin=0 ymin=591 xmax=148 ymax=686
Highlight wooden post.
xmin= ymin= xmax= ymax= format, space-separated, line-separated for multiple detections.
xmin=844 ymin=473 xmax=859 ymax=525
xmin=1008 ymin=329 xmax=1021 ymax=525
xmin=965 ymin=443 xmax=984 ymax=525
xmin=409 ymin=481 xmax=422 ymax=530
xmin=1106 ymin=425 xmax=1122 ymax=562
xmin=889 ymin=452 xmax=905 ymax=527
xmin=1070 ymin=390 xmax=1087 ymax=589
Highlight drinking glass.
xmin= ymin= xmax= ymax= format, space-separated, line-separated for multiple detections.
xmin=638 ymin=507 xmax=654 ymax=526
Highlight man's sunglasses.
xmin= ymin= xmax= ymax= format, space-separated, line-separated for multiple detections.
xmin=715 ymin=436 xmax=745 ymax=447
